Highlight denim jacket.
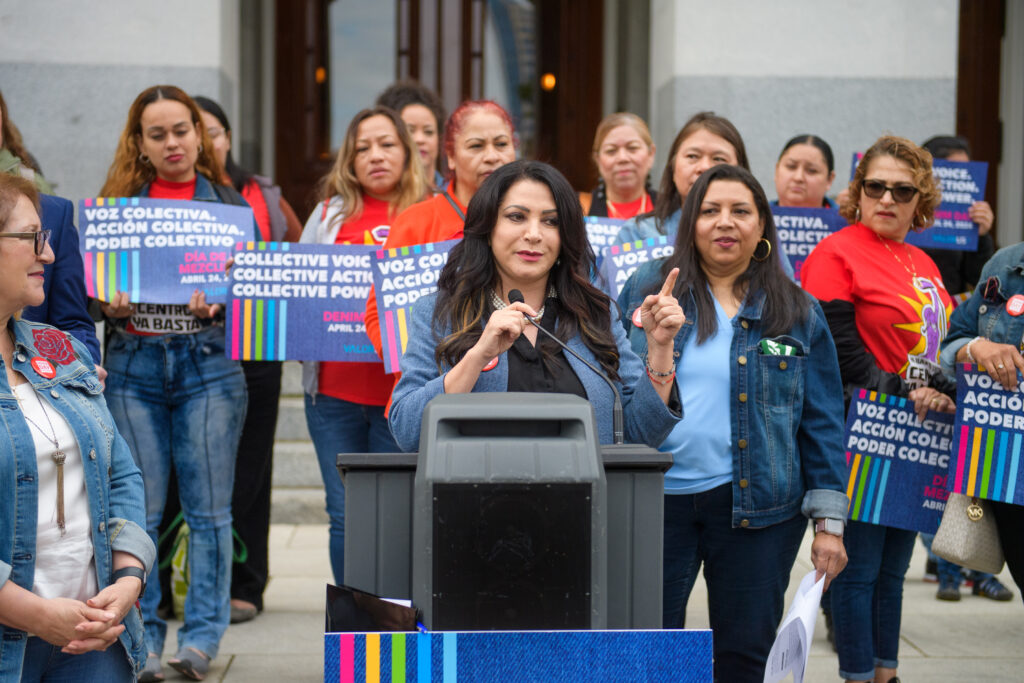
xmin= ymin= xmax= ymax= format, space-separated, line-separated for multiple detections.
xmin=618 ymin=260 xmax=849 ymax=528
xmin=941 ymin=242 xmax=1024 ymax=377
xmin=0 ymin=319 xmax=155 ymax=679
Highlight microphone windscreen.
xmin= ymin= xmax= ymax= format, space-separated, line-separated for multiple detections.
xmin=507 ymin=289 xmax=525 ymax=304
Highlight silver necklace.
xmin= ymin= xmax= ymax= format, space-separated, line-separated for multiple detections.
xmin=490 ymin=285 xmax=557 ymax=320
xmin=20 ymin=387 xmax=67 ymax=536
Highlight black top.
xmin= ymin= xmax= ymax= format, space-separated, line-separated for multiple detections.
xmin=506 ymin=299 xmax=587 ymax=399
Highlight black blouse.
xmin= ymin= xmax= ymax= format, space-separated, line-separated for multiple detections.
xmin=506 ymin=298 xmax=587 ymax=399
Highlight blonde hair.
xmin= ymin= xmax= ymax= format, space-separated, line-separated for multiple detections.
xmin=100 ymin=85 xmax=226 ymax=196
xmin=317 ymin=107 xmax=428 ymax=228
xmin=840 ymin=135 xmax=942 ymax=230
xmin=591 ymin=112 xmax=654 ymax=156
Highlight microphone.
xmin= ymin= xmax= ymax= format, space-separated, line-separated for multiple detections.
xmin=508 ymin=289 xmax=624 ymax=444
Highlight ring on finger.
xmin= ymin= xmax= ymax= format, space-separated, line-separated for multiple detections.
xmin=998 ymin=363 xmax=1005 ymax=369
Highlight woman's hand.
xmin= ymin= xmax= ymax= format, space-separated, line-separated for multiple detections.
xmin=59 ymin=579 xmax=141 ymax=654
xmin=970 ymin=338 xmax=1024 ymax=391
xmin=189 ymin=289 xmax=222 ymax=319
xmin=969 ymin=200 xmax=994 ymax=236
xmin=36 ymin=598 xmax=121 ymax=650
xmin=810 ymin=531 xmax=847 ymax=590
xmin=100 ymin=291 xmax=133 ymax=319
xmin=641 ymin=268 xmax=684 ymax=348
xmin=472 ymin=302 xmax=536 ymax=361
xmin=908 ymin=386 xmax=955 ymax=421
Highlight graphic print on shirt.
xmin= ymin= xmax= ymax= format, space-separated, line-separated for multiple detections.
xmin=896 ymin=276 xmax=950 ymax=388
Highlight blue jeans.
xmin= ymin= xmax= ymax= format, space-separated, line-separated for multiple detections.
xmin=304 ymin=393 xmax=399 ymax=585
xmin=830 ymin=520 xmax=915 ymax=680
xmin=920 ymin=532 xmax=993 ymax=586
xmin=663 ymin=483 xmax=806 ymax=683
xmin=105 ymin=327 xmax=247 ymax=659
xmin=21 ymin=637 xmax=133 ymax=682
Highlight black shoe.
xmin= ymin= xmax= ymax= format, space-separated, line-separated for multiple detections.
xmin=936 ymin=578 xmax=961 ymax=601
xmin=923 ymin=558 xmax=938 ymax=583
xmin=973 ymin=576 xmax=1014 ymax=601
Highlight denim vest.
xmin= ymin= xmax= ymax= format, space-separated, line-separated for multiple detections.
xmin=942 ymin=242 xmax=1024 ymax=376
xmin=0 ymin=319 xmax=155 ymax=679
xmin=618 ymin=260 xmax=849 ymax=528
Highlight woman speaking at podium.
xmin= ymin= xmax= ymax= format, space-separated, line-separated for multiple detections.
xmin=389 ymin=160 xmax=683 ymax=449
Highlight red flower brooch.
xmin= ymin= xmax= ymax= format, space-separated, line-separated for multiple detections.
xmin=32 ymin=329 xmax=77 ymax=365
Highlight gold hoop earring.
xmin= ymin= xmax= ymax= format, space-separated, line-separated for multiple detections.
xmin=854 ymin=206 xmax=861 ymax=223
xmin=752 ymin=238 xmax=772 ymax=262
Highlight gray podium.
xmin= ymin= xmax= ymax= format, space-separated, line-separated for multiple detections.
xmin=337 ymin=393 xmax=671 ymax=630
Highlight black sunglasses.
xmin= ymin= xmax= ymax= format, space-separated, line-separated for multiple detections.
xmin=862 ymin=179 xmax=919 ymax=203
xmin=0 ymin=230 xmax=52 ymax=255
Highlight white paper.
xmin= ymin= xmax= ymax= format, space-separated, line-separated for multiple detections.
xmin=763 ymin=570 xmax=824 ymax=683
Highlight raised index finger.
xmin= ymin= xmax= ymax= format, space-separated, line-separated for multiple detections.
xmin=660 ymin=268 xmax=680 ymax=297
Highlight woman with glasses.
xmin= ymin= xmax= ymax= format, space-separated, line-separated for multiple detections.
xmin=801 ymin=136 xmax=956 ymax=683
xmin=0 ymin=174 xmax=155 ymax=681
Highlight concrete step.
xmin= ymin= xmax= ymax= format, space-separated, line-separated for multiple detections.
xmin=272 ymin=441 xmax=321 ymax=488
xmin=269 ymin=488 xmax=327 ymax=524
xmin=274 ymin=397 xmax=309 ymax=441
xmin=281 ymin=360 xmax=302 ymax=397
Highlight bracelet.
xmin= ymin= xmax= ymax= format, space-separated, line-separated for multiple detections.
xmin=645 ymin=358 xmax=675 ymax=377
xmin=965 ymin=336 xmax=984 ymax=363
xmin=646 ymin=366 xmax=676 ymax=385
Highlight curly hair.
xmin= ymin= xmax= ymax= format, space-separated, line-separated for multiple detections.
xmin=840 ymin=135 xmax=942 ymax=230
xmin=0 ymin=173 xmax=40 ymax=229
xmin=99 ymin=85 xmax=226 ymax=196
xmin=0 ymin=90 xmax=43 ymax=175
xmin=316 ymin=106 xmax=428 ymax=229
xmin=433 ymin=160 xmax=621 ymax=381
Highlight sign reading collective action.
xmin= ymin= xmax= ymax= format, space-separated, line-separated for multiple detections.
xmin=78 ymin=197 xmax=254 ymax=303
xmin=769 ymin=206 xmax=845 ymax=283
xmin=844 ymin=389 xmax=955 ymax=534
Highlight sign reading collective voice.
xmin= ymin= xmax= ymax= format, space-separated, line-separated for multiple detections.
xmin=950 ymin=365 xmax=1024 ymax=506
xmin=226 ymin=242 xmax=378 ymax=362
xmin=78 ymin=197 xmax=254 ymax=303
xmin=844 ymin=389 xmax=955 ymax=534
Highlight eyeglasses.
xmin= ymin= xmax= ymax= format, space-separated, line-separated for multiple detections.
xmin=0 ymin=230 xmax=52 ymax=255
xmin=862 ymin=179 xmax=919 ymax=203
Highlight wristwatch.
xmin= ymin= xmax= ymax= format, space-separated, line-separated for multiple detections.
xmin=814 ymin=518 xmax=845 ymax=537
xmin=112 ymin=566 xmax=147 ymax=596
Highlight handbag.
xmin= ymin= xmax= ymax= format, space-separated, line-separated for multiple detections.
xmin=932 ymin=492 xmax=1005 ymax=575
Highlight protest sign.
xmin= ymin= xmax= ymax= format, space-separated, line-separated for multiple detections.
xmin=373 ymin=239 xmax=459 ymax=373
xmin=584 ymin=217 xmax=625 ymax=267
xmin=596 ymin=236 xmax=673 ymax=299
xmin=844 ymin=389 xmax=955 ymax=534
xmin=949 ymin=365 xmax=1024 ymax=505
xmin=769 ymin=206 xmax=845 ymax=283
xmin=225 ymin=242 xmax=378 ymax=362
xmin=846 ymin=153 xmax=988 ymax=251
xmin=79 ymin=197 xmax=254 ymax=303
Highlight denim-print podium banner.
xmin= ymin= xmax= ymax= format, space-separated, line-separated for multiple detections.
xmin=844 ymin=389 xmax=955 ymax=534
xmin=225 ymin=242 xmax=378 ymax=362
xmin=769 ymin=206 xmax=845 ymax=283
xmin=597 ymin=236 xmax=674 ymax=299
xmin=949 ymin=365 xmax=1024 ymax=506
xmin=846 ymin=154 xmax=987 ymax=252
xmin=372 ymin=239 xmax=459 ymax=374
xmin=324 ymin=630 xmax=713 ymax=682
xmin=584 ymin=217 xmax=625 ymax=268
xmin=78 ymin=197 xmax=254 ymax=303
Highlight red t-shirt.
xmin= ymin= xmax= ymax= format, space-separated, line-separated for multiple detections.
xmin=241 ymin=179 xmax=272 ymax=241
xmin=318 ymin=195 xmax=394 ymax=405
xmin=801 ymin=222 xmax=953 ymax=387
xmin=605 ymin=193 xmax=652 ymax=220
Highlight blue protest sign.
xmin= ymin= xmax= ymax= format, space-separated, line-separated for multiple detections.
xmin=226 ymin=242 xmax=378 ymax=362
xmin=372 ymin=239 xmax=459 ymax=373
xmin=584 ymin=216 xmax=625 ymax=267
xmin=770 ymin=206 xmax=846 ymax=283
xmin=844 ymin=388 xmax=955 ymax=534
xmin=905 ymin=160 xmax=987 ymax=251
xmin=596 ymin=235 xmax=674 ymax=298
xmin=949 ymin=365 xmax=1024 ymax=506
xmin=79 ymin=197 xmax=254 ymax=303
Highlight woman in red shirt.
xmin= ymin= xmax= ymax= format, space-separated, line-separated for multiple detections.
xmin=579 ymin=112 xmax=657 ymax=218
xmin=300 ymin=106 xmax=428 ymax=586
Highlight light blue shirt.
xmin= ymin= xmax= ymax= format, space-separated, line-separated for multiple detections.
xmin=662 ymin=294 xmax=734 ymax=494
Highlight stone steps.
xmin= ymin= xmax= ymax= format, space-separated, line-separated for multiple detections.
xmin=270 ymin=362 xmax=325 ymax=524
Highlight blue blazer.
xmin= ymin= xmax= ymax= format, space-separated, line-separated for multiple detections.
xmin=22 ymin=194 xmax=101 ymax=364
xmin=389 ymin=292 xmax=681 ymax=451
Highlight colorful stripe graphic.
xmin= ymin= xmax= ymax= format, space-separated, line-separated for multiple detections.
xmin=846 ymin=453 xmax=893 ymax=523
xmin=603 ymin=236 xmax=664 ymax=256
xmin=83 ymin=197 xmax=141 ymax=208
xmin=82 ymin=250 xmax=142 ymax=302
xmin=229 ymin=298 xmax=288 ymax=360
xmin=326 ymin=632 xmax=456 ymax=683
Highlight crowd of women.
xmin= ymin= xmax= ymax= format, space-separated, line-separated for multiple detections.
xmin=0 ymin=78 xmax=1021 ymax=683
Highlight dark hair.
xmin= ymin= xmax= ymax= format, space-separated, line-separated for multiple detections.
xmin=778 ymin=134 xmax=834 ymax=173
xmin=655 ymin=164 xmax=809 ymax=343
xmin=649 ymin=111 xmax=749 ymax=234
xmin=921 ymin=135 xmax=970 ymax=160
xmin=433 ymin=160 xmax=620 ymax=380
xmin=192 ymin=96 xmax=253 ymax=192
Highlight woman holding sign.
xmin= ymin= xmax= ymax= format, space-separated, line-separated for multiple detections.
xmin=579 ymin=112 xmax=657 ymax=218
xmin=300 ymin=106 xmax=428 ymax=587
xmin=617 ymin=164 xmax=849 ymax=682
xmin=389 ymin=160 xmax=683 ymax=450
xmin=801 ymin=135 xmax=955 ymax=683
xmin=99 ymin=85 xmax=250 ymax=682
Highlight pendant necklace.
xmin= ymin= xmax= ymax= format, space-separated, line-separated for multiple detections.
xmin=21 ymin=388 xmax=67 ymax=536
xmin=875 ymin=232 xmax=918 ymax=279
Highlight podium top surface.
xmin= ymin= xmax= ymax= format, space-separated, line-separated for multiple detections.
xmin=337 ymin=445 xmax=672 ymax=473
